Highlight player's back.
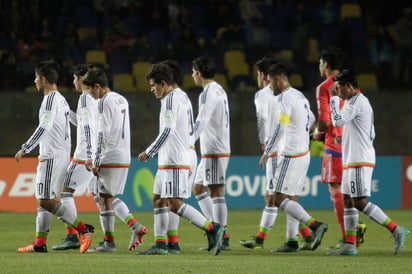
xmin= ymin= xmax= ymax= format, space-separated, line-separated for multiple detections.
xmin=38 ymin=90 xmax=71 ymax=159
xmin=99 ymin=91 xmax=130 ymax=164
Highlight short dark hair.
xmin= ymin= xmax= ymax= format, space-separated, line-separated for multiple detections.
xmin=333 ymin=69 xmax=358 ymax=88
xmin=82 ymin=68 xmax=109 ymax=88
xmin=162 ymin=59 xmax=180 ymax=84
xmin=192 ymin=56 xmax=215 ymax=79
xmin=256 ymin=56 xmax=277 ymax=75
xmin=267 ymin=63 xmax=289 ymax=78
xmin=35 ymin=60 xmax=60 ymax=84
xmin=145 ymin=63 xmax=174 ymax=85
xmin=73 ymin=64 xmax=94 ymax=77
xmin=320 ymin=46 xmax=344 ymax=70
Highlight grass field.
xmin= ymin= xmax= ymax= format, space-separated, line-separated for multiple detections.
xmin=1 ymin=209 xmax=411 ymax=273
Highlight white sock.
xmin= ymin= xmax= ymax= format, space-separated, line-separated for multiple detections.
xmin=195 ymin=192 xmax=214 ymax=221
xmin=100 ymin=210 xmax=115 ymax=236
xmin=112 ymin=198 xmax=130 ymax=222
xmin=280 ymin=199 xmax=311 ymax=224
xmin=168 ymin=211 xmax=180 ymax=232
xmin=36 ymin=207 xmax=52 ymax=233
xmin=61 ymin=192 xmax=77 ymax=220
xmin=363 ymin=202 xmax=389 ymax=225
xmin=212 ymin=196 xmax=227 ymax=226
xmin=154 ymin=207 xmax=169 ymax=239
xmin=344 ymin=208 xmax=359 ymax=232
xmin=177 ymin=203 xmax=208 ymax=230
xmin=286 ymin=214 xmax=299 ymax=240
xmin=259 ymin=206 xmax=278 ymax=230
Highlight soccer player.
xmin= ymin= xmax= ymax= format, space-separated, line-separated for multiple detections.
xmin=327 ymin=69 xmax=409 ymax=256
xmin=191 ymin=56 xmax=231 ymax=250
xmin=53 ymin=64 xmax=147 ymax=252
xmin=259 ymin=63 xmax=328 ymax=252
xmin=161 ymin=59 xmax=198 ymax=254
xmin=313 ymin=47 xmax=367 ymax=249
xmin=239 ymin=57 xmax=313 ymax=251
xmin=82 ymin=68 xmax=146 ymax=252
xmin=137 ymin=63 xmax=224 ymax=255
xmin=15 ymin=60 xmax=94 ymax=253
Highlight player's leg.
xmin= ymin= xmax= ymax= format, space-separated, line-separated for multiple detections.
xmin=193 ymin=159 xmax=214 ymax=220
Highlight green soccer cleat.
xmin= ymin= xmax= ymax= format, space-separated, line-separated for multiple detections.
xmin=239 ymin=236 xmax=264 ymax=249
xmin=87 ymin=240 xmax=116 ymax=253
xmin=326 ymin=237 xmax=345 ymax=251
xmin=310 ymin=222 xmax=328 ymax=251
xmin=298 ymin=235 xmax=314 ymax=251
xmin=222 ymin=237 xmax=230 ymax=251
xmin=167 ymin=242 xmax=181 ymax=254
xmin=356 ymin=222 xmax=367 ymax=247
xmin=271 ymin=242 xmax=299 ymax=253
xmin=393 ymin=226 xmax=409 ymax=255
xmin=136 ymin=245 xmax=168 ymax=255
xmin=327 ymin=243 xmax=358 ymax=256
xmin=52 ymin=235 xmax=80 ymax=251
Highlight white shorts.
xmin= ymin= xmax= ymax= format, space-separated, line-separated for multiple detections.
xmin=273 ymin=153 xmax=309 ymax=196
xmin=35 ymin=155 xmax=70 ymax=199
xmin=97 ymin=167 xmax=129 ymax=195
xmin=341 ymin=166 xmax=373 ymax=197
xmin=194 ymin=156 xmax=229 ymax=186
xmin=266 ymin=155 xmax=278 ymax=195
xmin=154 ymin=168 xmax=190 ymax=199
xmin=63 ymin=160 xmax=95 ymax=192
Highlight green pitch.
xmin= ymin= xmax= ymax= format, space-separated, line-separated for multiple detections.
xmin=1 ymin=209 xmax=411 ymax=273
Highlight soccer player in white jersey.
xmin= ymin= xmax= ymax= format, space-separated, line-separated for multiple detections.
xmin=191 ymin=56 xmax=231 ymax=250
xmin=259 ymin=63 xmax=328 ymax=252
xmin=82 ymin=68 xmax=147 ymax=252
xmin=137 ymin=63 xmax=224 ymax=255
xmin=161 ymin=59 xmax=198 ymax=254
xmin=327 ymin=69 xmax=409 ymax=256
xmin=15 ymin=60 xmax=94 ymax=253
xmin=240 ymin=57 xmax=313 ymax=251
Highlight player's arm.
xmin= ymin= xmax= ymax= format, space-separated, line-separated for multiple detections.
xmin=81 ymin=95 xmax=95 ymax=160
xmin=254 ymin=93 xmax=267 ymax=147
xmin=144 ymin=109 xmax=176 ymax=159
xmin=193 ymin=93 xmax=216 ymax=141
xmin=314 ymin=86 xmax=330 ymax=140
xmin=330 ymin=96 xmax=356 ymax=127
xmin=69 ymin=109 xmax=77 ymax=126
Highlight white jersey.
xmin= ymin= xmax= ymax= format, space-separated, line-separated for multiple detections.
xmin=254 ymin=84 xmax=279 ymax=153
xmin=146 ymin=89 xmax=191 ymax=168
xmin=21 ymin=91 xmax=71 ymax=159
xmin=94 ymin=91 xmax=130 ymax=167
xmin=330 ymin=92 xmax=376 ymax=168
xmin=265 ymin=87 xmax=315 ymax=156
xmin=175 ymin=87 xmax=196 ymax=148
xmin=72 ymin=92 xmax=98 ymax=161
xmin=193 ymin=81 xmax=230 ymax=156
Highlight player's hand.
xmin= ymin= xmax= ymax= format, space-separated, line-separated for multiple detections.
xmin=259 ymin=154 xmax=269 ymax=169
xmin=312 ymin=127 xmax=325 ymax=142
xmin=85 ymin=159 xmax=94 ymax=171
xmin=335 ymin=136 xmax=342 ymax=145
xmin=15 ymin=150 xmax=25 ymax=162
xmin=138 ymin=151 xmax=149 ymax=162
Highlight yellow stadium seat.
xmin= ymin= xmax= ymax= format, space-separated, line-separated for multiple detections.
xmin=306 ymin=38 xmax=320 ymax=63
xmin=24 ymin=86 xmax=37 ymax=92
xmin=132 ymin=61 xmax=152 ymax=78
xmin=223 ymin=50 xmax=246 ymax=70
xmin=182 ymin=73 xmax=196 ymax=91
xmin=340 ymin=3 xmax=362 ymax=19
xmin=134 ymin=75 xmax=151 ymax=92
xmin=112 ymin=73 xmax=135 ymax=92
xmin=226 ymin=61 xmax=249 ymax=80
xmin=357 ymin=73 xmax=379 ymax=91
xmin=85 ymin=50 xmax=107 ymax=65
xmin=290 ymin=73 xmax=304 ymax=89
xmin=77 ymin=27 xmax=97 ymax=42
xmin=280 ymin=49 xmax=294 ymax=60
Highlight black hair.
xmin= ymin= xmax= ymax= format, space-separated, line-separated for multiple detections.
xmin=35 ymin=60 xmax=60 ymax=84
xmin=192 ymin=56 xmax=215 ymax=79
xmin=319 ymin=46 xmax=344 ymax=70
xmin=145 ymin=63 xmax=174 ymax=85
xmin=333 ymin=69 xmax=358 ymax=88
xmin=267 ymin=63 xmax=289 ymax=78
xmin=256 ymin=56 xmax=277 ymax=75
xmin=82 ymin=67 xmax=109 ymax=88
xmin=162 ymin=59 xmax=180 ymax=84
xmin=73 ymin=64 xmax=95 ymax=77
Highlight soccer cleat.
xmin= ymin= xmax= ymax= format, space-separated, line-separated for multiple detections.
xmin=213 ymin=226 xmax=225 ymax=255
xmin=326 ymin=238 xmax=345 ymax=251
xmin=393 ymin=226 xmax=409 ymax=255
xmin=52 ymin=235 xmax=80 ymax=250
xmin=270 ymin=242 xmax=299 ymax=253
xmin=18 ymin=243 xmax=47 ymax=253
xmin=79 ymin=224 xmax=94 ymax=253
xmin=298 ymin=235 xmax=314 ymax=251
xmin=310 ymin=222 xmax=328 ymax=251
xmin=87 ymin=240 xmax=116 ymax=252
xmin=327 ymin=243 xmax=358 ymax=256
xmin=136 ymin=245 xmax=168 ymax=255
xmin=167 ymin=242 xmax=181 ymax=254
xmin=222 ymin=237 xmax=230 ymax=251
xmin=128 ymin=226 xmax=147 ymax=251
xmin=356 ymin=222 xmax=367 ymax=247
xmin=239 ymin=236 xmax=264 ymax=249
